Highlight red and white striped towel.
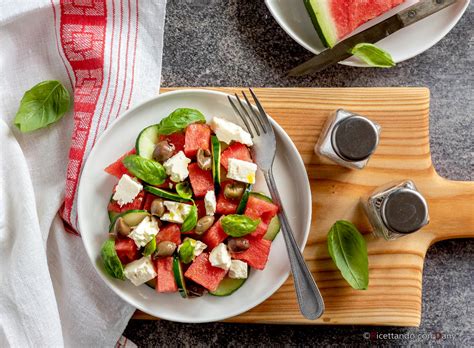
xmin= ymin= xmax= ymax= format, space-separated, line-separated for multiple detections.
xmin=0 ymin=0 xmax=166 ymax=346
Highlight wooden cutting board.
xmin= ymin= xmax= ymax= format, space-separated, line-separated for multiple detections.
xmin=133 ymin=87 xmax=474 ymax=326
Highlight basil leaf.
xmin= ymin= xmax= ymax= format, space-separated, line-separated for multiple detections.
xmin=100 ymin=238 xmax=125 ymax=280
xmin=14 ymin=80 xmax=71 ymax=132
xmin=350 ymin=43 xmax=395 ymax=68
xmin=178 ymin=238 xmax=196 ymax=264
xmin=156 ymin=108 xmax=206 ymax=135
xmin=143 ymin=237 xmax=156 ymax=256
xmin=181 ymin=204 xmax=198 ymax=232
xmin=221 ymin=214 xmax=260 ymax=237
xmin=327 ymin=220 xmax=369 ymax=290
xmin=176 ymin=182 xmax=192 ymax=200
xmin=123 ymin=155 xmax=167 ymax=185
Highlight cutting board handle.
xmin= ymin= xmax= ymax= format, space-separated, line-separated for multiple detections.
xmin=426 ymin=172 xmax=474 ymax=244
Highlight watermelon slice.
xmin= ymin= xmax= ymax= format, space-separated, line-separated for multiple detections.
xmin=244 ymin=195 xmax=279 ymax=239
xmin=220 ymin=142 xmax=252 ymax=170
xmin=201 ymin=217 xmax=227 ymax=250
xmin=159 ymin=132 xmax=185 ymax=155
xmin=155 ymin=257 xmax=178 ymax=293
xmin=184 ymin=124 xmax=211 ymax=158
xmin=156 ymin=224 xmax=181 ymax=245
xmin=115 ymin=238 xmax=139 ymax=265
xmin=231 ymin=237 xmax=272 ymax=270
xmin=104 ymin=149 xmax=136 ymax=178
xmin=216 ymin=181 xmax=239 ymax=215
xmin=304 ymin=0 xmax=405 ymax=48
xmin=184 ymin=253 xmax=227 ymax=291
xmin=188 ymin=162 xmax=214 ymax=197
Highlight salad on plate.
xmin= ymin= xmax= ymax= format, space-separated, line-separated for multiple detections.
xmin=101 ymin=108 xmax=281 ymax=298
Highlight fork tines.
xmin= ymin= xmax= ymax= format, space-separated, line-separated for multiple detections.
xmin=227 ymin=88 xmax=272 ymax=137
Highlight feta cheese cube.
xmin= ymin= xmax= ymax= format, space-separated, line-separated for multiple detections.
xmin=229 ymin=260 xmax=248 ymax=279
xmin=163 ymin=151 xmax=191 ymax=183
xmin=124 ymin=256 xmax=157 ymax=286
xmin=128 ymin=216 xmax=159 ymax=248
xmin=226 ymin=158 xmax=257 ymax=184
xmin=204 ymin=190 xmax=216 ymax=216
xmin=209 ymin=243 xmax=231 ymax=271
xmin=112 ymin=174 xmax=143 ymax=207
xmin=194 ymin=240 xmax=207 ymax=257
xmin=210 ymin=117 xmax=253 ymax=146
xmin=161 ymin=201 xmax=192 ymax=224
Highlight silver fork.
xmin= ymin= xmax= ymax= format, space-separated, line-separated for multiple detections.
xmin=228 ymin=89 xmax=325 ymax=320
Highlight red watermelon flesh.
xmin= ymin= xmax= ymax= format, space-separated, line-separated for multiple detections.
xmin=107 ymin=190 xmax=145 ymax=213
xmin=220 ymin=142 xmax=252 ymax=170
xmin=184 ymin=253 xmax=226 ymax=291
xmin=104 ymin=149 xmax=136 ymax=178
xmin=195 ymin=199 xmax=207 ymax=219
xmin=201 ymin=217 xmax=227 ymax=250
xmin=155 ymin=257 xmax=178 ymax=293
xmin=159 ymin=132 xmax=185 ymax=155
xmin=188 ymin=163 xmax=214 ymax=197
xmin=184 ymin=123 xmax=211 ymax=158
xmin=231 ymin=237 xmax=272 ymax=270
xmin=305 ymin=0 xmax=405 ymax=48
xmin=244 ymin=195 xmax=279 ymax=239
xmin=216 ymin=181 xmax=239 ymax=215
xmin=156 ymin=224 xmax=181 ymax=245
xmin=115 ymin=238 xmax=139 ymax=265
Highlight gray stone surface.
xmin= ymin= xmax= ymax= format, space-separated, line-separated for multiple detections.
xmin=124 ymin=1 xmax=473 ymax=346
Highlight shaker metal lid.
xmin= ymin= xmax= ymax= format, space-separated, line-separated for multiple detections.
xmin=381 ymin=188 xmax=429 ymax=234
xmin=331 ymin=115 xmax=379 ymax=162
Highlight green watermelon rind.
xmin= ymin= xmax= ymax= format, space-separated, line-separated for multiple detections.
xmin=304 ymin=0 xmax=338 ymax=48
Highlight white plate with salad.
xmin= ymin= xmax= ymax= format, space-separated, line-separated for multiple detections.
xmin=78 ymin=89 xmax=312 ymax=323
xmin=265 ymin=0 xmax=470 ymax=67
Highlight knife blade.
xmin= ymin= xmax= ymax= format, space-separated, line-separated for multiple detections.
xmin=288 ymin=0 xmax=457 ymax=76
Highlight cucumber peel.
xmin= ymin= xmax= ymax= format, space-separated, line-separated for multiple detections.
xmin=172 ymin=255 xmax=188 ymax=298
xmin=136 ymin=125 xmax=160 ymax=159
xmin=236 ymin=184 xmax=252 ymax=214
xmin=209 ymin=276 xmax=247 ymax=296
xmin=144 ymin=186 xmax=192 ymax=203
xmin=211 ymin=136 xmax=221 ymax=192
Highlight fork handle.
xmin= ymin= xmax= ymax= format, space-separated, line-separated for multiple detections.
xmin=263 ymin=169 xmax=325 ymax=320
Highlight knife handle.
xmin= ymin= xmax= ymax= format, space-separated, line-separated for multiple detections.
xmin=397 ymin=0 xmax=457 ymax=27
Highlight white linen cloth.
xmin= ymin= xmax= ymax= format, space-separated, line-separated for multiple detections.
xmin=0 ymin=0 xmax=166 ymax=346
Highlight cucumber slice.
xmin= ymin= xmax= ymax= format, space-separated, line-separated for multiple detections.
xmin=236 ymin=184 xmax=252 ymax=214
xmin=109 ymin=209 xmax=150 ymax=232
xmin=144 ymin=186 xmax=192 ymax=203
xmin=136 ymin=125 xmax=159 ymax=159
xmin=209 ymin=276 xmax=247 ymax=296
xmin=248 ymin=192 xmax=281 ymax=241
xmin=107 ymin=194 xmax=120 ymax=222
xmin=172 ymin=255 xmax=188 ymax=298
xmin=211 ymin=136 xmax=221 ymax=192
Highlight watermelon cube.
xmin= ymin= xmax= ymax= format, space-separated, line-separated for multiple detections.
xmin=195 ymin=199 xmax=207 ymax=219
xmin=231 ymin=237 xmax=271 ymax=270
xmin=155 ymin=257 xmax=178 ymax=293
xmin=159 ymin=132 xmax=185 ymax=155
xmin=244 ymin=195 xmax=279 ymax=239
xmin=104 ymin=148 xmax=136 ymax=178
xmin=156 ymin=224 xmax=181 ymax=245
xmin=184 ymin=124 xmax=211 ymax=158
xmin=184 ymin=253 xmax=226 ymax=291
xmin=188 ymin=163 xmax=214 ymax=197
xmin=107 ymin=190 xmax=145 ymax=214
xmin=201 ymin=218 xmax=227 ymax=250
xmin=216 ymin=181 xmax=239 ymax=215
xmin=115 ymin=238 xmax=139 ymax=265
xmin=220 ymin=143 xmax=252 ymax=170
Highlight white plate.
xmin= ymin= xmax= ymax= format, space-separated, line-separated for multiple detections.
xmin=78 ymin=89 xmax=312 ymax=323
xmin=265 ymin=0 xmax=470 ymax=66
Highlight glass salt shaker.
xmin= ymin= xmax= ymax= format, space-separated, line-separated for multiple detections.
xmin=315 ymin=109 xmax=381 ymax=169
xmin=362 ymin=180 xmax=430 ymax=240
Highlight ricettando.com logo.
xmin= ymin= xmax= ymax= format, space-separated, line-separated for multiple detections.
xmin=363 ymin=331 xmax=456 ymax=341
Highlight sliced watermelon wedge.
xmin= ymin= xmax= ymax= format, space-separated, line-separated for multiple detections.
xmin=201 ymin=217 xmax=227 ymax=250
xmin=156 ymin=223 xmax=181 ymax=246
xmin=231 ymin=237 xmax=272 ymax=270
xmin=304 ymin=0 xmax=405 ymax=48
xmin=104 ymin=148 xmax=136 ymax=178
xmin=155 ymin=257 xmax=178 ymax=293
xmin=244 ymin=195 xmax=279 ymax=239
xmin=184 ymin=253 xmax=227 ymax=292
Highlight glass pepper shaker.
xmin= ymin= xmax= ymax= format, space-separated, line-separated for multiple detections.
xmin=315 ymin=109 xmax=381 ymax=169
xmin=362 ymin=180 xmax=430 ymax=240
